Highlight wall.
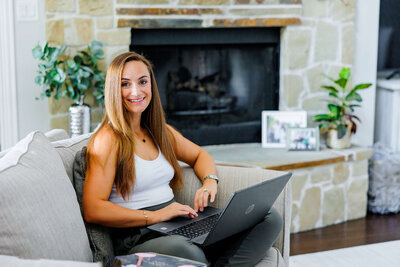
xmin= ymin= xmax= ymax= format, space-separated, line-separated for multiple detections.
xmin=290 ymin=148 xmax=371 ymax=233
xmin=280 ymin=0 xmax=355 ymax=122
xmin=0 ymin=0 xmax=18 ymax=150
xmin=352 ymin=0 xmax=379 ymax=147
xmin=14 ymin=0 xmax=50 ymax=139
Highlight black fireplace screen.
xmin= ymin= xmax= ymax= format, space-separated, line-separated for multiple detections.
xmin=131 ymin=28 xmax=280 ymax=145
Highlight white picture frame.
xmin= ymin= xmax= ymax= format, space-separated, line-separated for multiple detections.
xmin=287 ymin=127 xmax=320 ymax=151
xmin=261 ymin=111 xmax=307 ymax=148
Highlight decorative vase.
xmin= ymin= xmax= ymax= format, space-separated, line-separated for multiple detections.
xmin=327 ymin=128 xmax=351 ymax=149
xmin=68 ymin=96 xmax=91 ymax=137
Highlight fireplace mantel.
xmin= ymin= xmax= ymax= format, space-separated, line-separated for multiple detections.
xmin=203 ymin=143 xmax=372 ymax=170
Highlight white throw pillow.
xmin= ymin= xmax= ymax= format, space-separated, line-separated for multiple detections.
xmin=0 ymin=129 xmax=69 ymax=159
xmin=0 ymin=131 xmax=92 ymax=261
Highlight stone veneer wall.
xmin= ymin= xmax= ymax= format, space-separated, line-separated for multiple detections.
xmin=45 ymin=0 xmax=355 ymax=132
xmin=289 ymin=148 xmax=371 ymax=233
xmin=280 ymin=0 xmax=355 ymax=123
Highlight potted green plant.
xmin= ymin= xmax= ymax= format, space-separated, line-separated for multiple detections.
xmin=313 ymin=67 xmax=372 ymax=149
xmin=32 ymin=40 xmax=105 ymax=136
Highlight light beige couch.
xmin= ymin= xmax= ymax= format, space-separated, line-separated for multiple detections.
xmin=0 ymin=130 xmax=291 ymax=267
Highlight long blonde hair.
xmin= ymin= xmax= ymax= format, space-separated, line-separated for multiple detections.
xmin=86 ymin=52 xmax=182 ymax=199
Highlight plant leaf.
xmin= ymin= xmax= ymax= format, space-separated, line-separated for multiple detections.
xmin=38 ymin=64 xmax=46 ymax=71
xmin=328 ymin=104 xmax=339 ymax=112
xmin=313 ymin=114 xmax=334 ymax=122
xmin=45 ymin=60 xmax=56 ymax=68
xmin=339 ymin=67 xmax=351 ymax=80
xmin=90 ymin=40 xmax=104 ymax=51
xmin=45 ymin=89 xmax=52 ymax=97
xmin=322 ymin=85 xmax=339 ymax=94
xmin=346 ymin=92 xmax=362 ymax=102
xmin=353 ymin=83 xmax=372 ymax=91
xmin=81 ymin=66 xmax=94 ymax=75
xmin=32 ymin=45 xmax=43 ymax=59
xmin=349 ymin=83 xmax=372 ymax=96
xmin=35 ymin=75 xmax=44 ymax=85
xmin=57 ymin=68 xmax=66 ymax=83
xmin=39 ymin=41 xmax=48 ymax=53
xmin=349 ymin=104 xmax=361 ymax=109
xmin=78 ymin=79 xmax=90 ymax=90
xmin=67 ymin=59 xmax=78 ymax=71
xmin=334 ymin=78 xmax=348 ymax=89
xmin=329 ymin=92 xmax=339 ymax=98
xmin=318 ymin=122 xmax=330 ymax=130
xmin=48 ymin=47 xmax=59 ymax=64
xmin=337 ymin=124 xmax=347 ymax=139
xmin=351 ymin=122 xmax=357 ymax=134
xmin=59 ymin=45 xmax=67 ymax=56
xmin=93 ymin=49 xmax=104 ymax=59
xmin=349 ymin=114 xmax=361 ymax=123
xmin=93 ymin=72 xmax=104 ymax=82
xmin=74 ymin=55 xmax=83 ymax=65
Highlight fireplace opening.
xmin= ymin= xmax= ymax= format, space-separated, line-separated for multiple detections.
xmin=130 ymin=27 xmax=280 ymax=145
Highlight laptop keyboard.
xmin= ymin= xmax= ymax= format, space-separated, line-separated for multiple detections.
xmin=167 ymin=213 xmax=221 ymax=239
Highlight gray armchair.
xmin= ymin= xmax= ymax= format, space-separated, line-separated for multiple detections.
xmin=175 ymin=165 xmax=292 ymax=267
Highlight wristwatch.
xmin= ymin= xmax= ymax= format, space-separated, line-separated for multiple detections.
xmin=203 ymin=174 xmax=219 ymax=184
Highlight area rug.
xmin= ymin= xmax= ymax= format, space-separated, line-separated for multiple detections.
xmin=290 ymin=240 xmax=400 ymax=267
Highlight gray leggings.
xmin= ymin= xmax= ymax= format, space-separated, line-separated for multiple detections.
xmin=112 ymin=200 xmax=282 ymax=266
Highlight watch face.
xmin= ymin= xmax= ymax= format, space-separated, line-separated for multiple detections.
xmin=204 ymin=174 xmax=219 ymax=183
xmin=212 ymin=176 xmax=219 ymax=181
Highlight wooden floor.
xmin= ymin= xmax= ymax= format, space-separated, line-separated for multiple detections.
xmin=290 ymin=212 xmax=400 ymax=256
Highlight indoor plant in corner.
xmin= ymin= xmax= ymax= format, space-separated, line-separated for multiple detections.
xmin=32 ymin=40 xmax=105 ymax=137
xmin=313 ymin=67 xmax=372 ymax=149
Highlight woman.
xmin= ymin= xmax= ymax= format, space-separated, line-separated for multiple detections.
xmin=83 ymin=52 xmax=282 ymax=266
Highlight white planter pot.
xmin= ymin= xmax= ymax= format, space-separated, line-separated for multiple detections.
xmin=327 ymin=129 xmax=351 ymax=149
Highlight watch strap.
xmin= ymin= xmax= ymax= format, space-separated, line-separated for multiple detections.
xmin=203 ymin=174 xmax=219 ymax=184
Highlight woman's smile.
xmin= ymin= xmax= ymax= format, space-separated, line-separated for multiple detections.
xmin=127 ymin=97 xmax=145 ymax=104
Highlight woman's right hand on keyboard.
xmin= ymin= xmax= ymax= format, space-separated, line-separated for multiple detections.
xmin=155 ymin=202 xmax=198 ymax=222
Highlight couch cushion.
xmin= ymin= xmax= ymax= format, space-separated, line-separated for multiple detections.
xmin=0 ymin=131 xmax=92 ymax=261
xmin=0 ymin=129 xmax=70 ymax=159
xmin=52 ymin=133 xmax=92 ymax=183
xmin=73 ymin=147 xmax=115 ymax=262
xmin=44 ymin=129 xmax=70 ymax=142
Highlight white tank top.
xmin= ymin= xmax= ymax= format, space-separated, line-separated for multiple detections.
xmin=108 ymin=147 xmax=175 ymax=210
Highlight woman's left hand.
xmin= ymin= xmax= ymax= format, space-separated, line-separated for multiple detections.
xmin=194 ymin=179 xmax=218 ymax=212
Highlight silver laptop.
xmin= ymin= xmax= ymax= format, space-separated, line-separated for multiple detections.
xmin=147 ymin=172 xmax=291 ymax=246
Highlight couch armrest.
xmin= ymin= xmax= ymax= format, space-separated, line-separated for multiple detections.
xmin=174 ymin=165 xmax=291 ymax=267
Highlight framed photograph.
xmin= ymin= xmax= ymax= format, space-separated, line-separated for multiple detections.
xmin=262 ymin=111 xmax=307 ymax=148
xmin=287 ymin=127 xmax=320 ymax=151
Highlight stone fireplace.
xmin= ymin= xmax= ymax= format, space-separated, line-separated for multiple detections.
xmin=131 ymin=27 xmax=280 ymax=145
